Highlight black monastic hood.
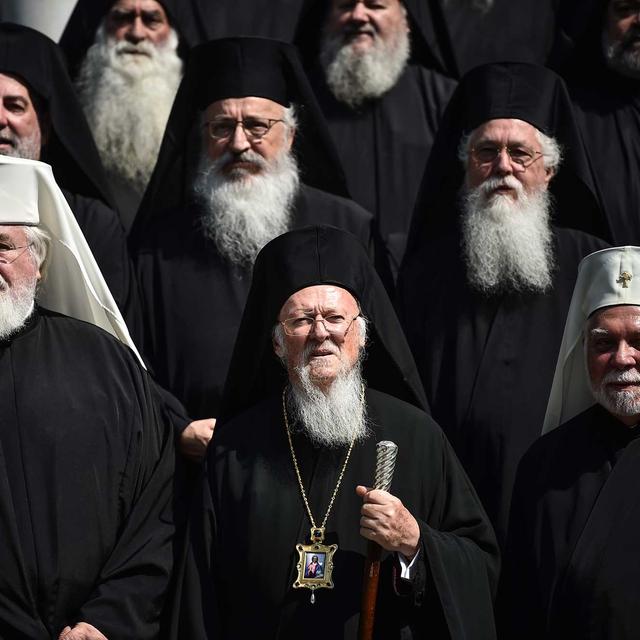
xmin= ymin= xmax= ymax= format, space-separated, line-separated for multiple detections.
xmin=130 ymin=37 xmax=350 ymax=248
xmin=0 ymin=23 xmax=116 ymax=208
xmin=403 ymin=61 xmax=610 ymax=262
xmin=220 ymin=225 xmax=428 ymax=423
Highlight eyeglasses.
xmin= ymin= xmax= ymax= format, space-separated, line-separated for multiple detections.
xmin=0 ymin=243 xmax=33 ymax=265
xmin=205 ymin=118 xmax=286 ymax=141
xmin=470 ymin=143 xmax=543 ymax=170
xmin=281 ymin=313 xmax=361 ymax=338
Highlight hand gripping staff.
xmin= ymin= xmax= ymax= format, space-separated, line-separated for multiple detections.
xmin=358 ymin=441 xmax=398 ymax=640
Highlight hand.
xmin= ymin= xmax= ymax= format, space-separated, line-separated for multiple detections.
xmin=179 ymin=418 xmax=216 ymax=462
xmin=356 ymin=485 xmax=420 ymax=559
xmin=58 ymin=622 xmax=108 ymax=640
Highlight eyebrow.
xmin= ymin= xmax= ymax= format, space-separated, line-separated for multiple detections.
xmin=589 ymin=328 xmax=609 ymax=337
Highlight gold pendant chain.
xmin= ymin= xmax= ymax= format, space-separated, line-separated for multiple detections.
xmin=282 ymin=386 xmax=363 ymax=533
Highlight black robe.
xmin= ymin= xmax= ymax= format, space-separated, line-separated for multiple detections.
xmin=570 ymin=77 xmax=640 ymax=245
xmin=61 ymin=189 xmax=136 ymax=322
xmin=0 ymin=307 xmax=174 ymax=639
xmin=134 ymin=185 xmax=373 ymax=424
xmin=174 ymin=388 xmax=499 ymax=639
xmin=397 ymin=227 xmax=608 ymax=548
xmin=309 ymin=65 xmax=456 ymax=276
xmin=499 ymin=403 xmax=640 ymax=639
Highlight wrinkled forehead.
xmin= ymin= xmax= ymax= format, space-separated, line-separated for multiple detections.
xmin=468 ymin=118 xmax=541 ymax=144
xmin=0 ymin=224 xmax=29 ymax=243
xmin=205 ymin=96 xmax=286 ymax=119
xmin=586 ymin=304 xmax=640 ymax=331
xmin=278 ymin=285 xmax=360 ymax=319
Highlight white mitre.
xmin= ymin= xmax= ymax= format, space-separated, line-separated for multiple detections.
xmin=543 ymin=246 xmax=640 ymax=434
xmin=0 ymin=155 xmax=144 ymax=367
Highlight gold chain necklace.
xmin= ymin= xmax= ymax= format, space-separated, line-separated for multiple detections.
xmin=282 ymin=385 xmax=364 ymax=603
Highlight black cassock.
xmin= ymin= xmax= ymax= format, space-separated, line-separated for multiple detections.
xmin=500 ymin=403 xmax=640 ymax=639
xmin=438 ymin=0 xmax=558 ymax=76
xmin=0 ymin=307 xmax=174 ymax=639
xmin=571 ymin=79 xmax=640 ymax=244
xmin=174 ymin=389 xmax=498 ymax=639
xmin=307 ymin=66 xmax=456 ymax=276
xmin=549 ymin=0 xmax=640 ymax=244
xmin=134 ymin=185 xmax=372 ymax=424
xmin=398 ymin=227 xmax=607 ymax=547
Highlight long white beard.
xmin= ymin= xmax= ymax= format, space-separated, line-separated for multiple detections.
xmin=461 ymin=176 xmax=554 ymax=294
xmin=591 ymin=369 xmax=640 ymax=419
xmin=603 ymin=30 xmax=640 ymax=80
xmin=319 ymin=24 xmax=410 ymax=108
xmin=0 ymin=273 xmax=36 ymax=340
xmin=289 ymin=348 xmax=369 ymax=448
xmin=194 ymin=149 xmax=299 ymax=266
xmin=75 ymin=25 xmax=183 ymax=194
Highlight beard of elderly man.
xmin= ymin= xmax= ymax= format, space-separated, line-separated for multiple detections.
xmin=75 ymin=22 xmax=182 ymax=200
xmin=193 ymin=96 xmax=300 ymax=267
xmin=319 ymin=0 xmax=411 ymax=108
xmin=459 ymin=118 xmax=560 ymax=294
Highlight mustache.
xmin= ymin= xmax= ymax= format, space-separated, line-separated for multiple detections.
xmin=342 ymin=24 xmax=376 ymax=39
xmin=113 ymin=39 xmax=157 ymax=57
xmin=478 ymin=175 xmax=524 ymax=196
xmin=602 ymin=369 xmax=640 ymax=385
xmin=213 ymin=149 xmax=270 ymax=173
xmin=303 ymin=339 xmax=340 ymax=361
xmin=0 ymin=132 xmax=17 ymax=146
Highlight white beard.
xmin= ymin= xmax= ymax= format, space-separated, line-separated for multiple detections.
xmin=0 ymin=273 xmax=36 ymax=340
xmin=319 ymin=23 xmax=410 ymax=108
xmin=193 ymin=148 xmax=299 ymax=267
xmin=288 ymin=346 xmax=369 ymax=448
xmin=603 ymin=29 xmax=640 ymax=80
xmin=461 ymin=176 xmax=554 ymax=294
xmin=591 ymin=369 xmax=640 ymax=419
xmin=75 ymin=25 xmax=183 ymax=195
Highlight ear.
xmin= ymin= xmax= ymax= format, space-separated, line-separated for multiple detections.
xmin=273 ymin=334 xmax=284 ymax=359
xmin=544 ymin=166 xmax=555 ymax=185
xmin=285 ymin=126 xmax=296 ymax=151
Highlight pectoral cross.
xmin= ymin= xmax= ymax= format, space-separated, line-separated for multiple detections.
xmin=617 ymin=271 xmax=632 ymax=288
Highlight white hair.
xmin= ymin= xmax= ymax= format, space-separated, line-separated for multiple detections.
xmin=24 ymin=225 xmax=51 ymax=281
xmin=458 ymin=126 xmax=563 ymax=172
xmin=75 ymin=24 xmax=183 ymax=195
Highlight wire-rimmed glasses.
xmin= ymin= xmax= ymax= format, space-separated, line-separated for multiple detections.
xmin=205 ymin=118 xmax=285 ymax=141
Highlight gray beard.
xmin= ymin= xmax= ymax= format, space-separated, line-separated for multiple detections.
xmin=193 ymin=149 xmax=299 ymax=267
xmin=591 ymin=369 xmax=640 ymax=419
xmin=0 ymin=128 xmax=41 ymax=160
xmin=319 ymin=25 xmax=410 ymax=108
xmin=603 ymin=29 xmax=640 ymax=80
xmin=461 ymin=176 xmax=554 ymax=294
xmin=289 ymin=357 xmax=369 ymax=448
xmin=75 ymin=25 xmax=183 ymax=195
xmin=0 ymin=273 xmax=36 ymax=340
